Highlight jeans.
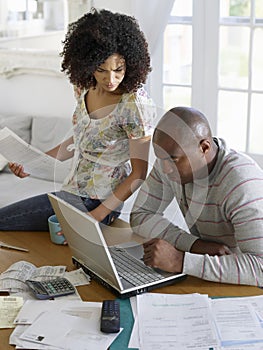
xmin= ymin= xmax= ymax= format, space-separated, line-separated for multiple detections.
xmin=0 ymin=191 xmax=122 ymax=231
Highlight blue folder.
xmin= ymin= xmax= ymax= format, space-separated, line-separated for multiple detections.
xmin=110 ymin=298 xmax=138 ymax=350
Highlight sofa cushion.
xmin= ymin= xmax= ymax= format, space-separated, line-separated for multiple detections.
xmin=31 ymin=116 xmax=72 ymax=152
xmin=0 ymin=115 xmax=32 ymax=143
xmin=0 ymin=115 xmax=32 ymax=171
xmin=30 ymin=116 xmax=73 ymax=182
xmin=0 ymin=154 xmax=8 ymax=171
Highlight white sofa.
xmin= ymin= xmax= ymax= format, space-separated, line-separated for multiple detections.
xmin=0 ymin=113 xmax=73 ymax=208
xmin=0 ymin=48 xmax=76 ymax=211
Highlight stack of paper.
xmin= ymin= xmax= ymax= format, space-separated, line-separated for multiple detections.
xmin=212 ymin=296 xmax=263 ymax=348
xmin=10 ymin=299 xmax=122 ymax=350
xmin=128 ymin=293 xmax=263 ymax=350
xmin=0 ymin=261 xmax=90 ymax=300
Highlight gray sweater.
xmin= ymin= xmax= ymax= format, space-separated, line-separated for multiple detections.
xmin=130 ymin=138 xmax=263 ymax=286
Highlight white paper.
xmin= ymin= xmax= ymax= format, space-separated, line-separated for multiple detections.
xmin=64 ymin=268 xmax=90 ymax=286
xmin=0 ymin=296 xmax=23 ymax=328
xmin=128 ymin=296 xmax=139 ymax=348
xmin=19 ymin=306 xmax=122 ymax=350
xmin=212 ymin=297 xmax=263 ymax=347
xmin=0 ymin=261 xmax=81 ymax=302
xmin=0 ymin=261 xmax=66 ymax=295
xmin=14 ymin=299 xmax=98 ymax=325
xmin=13 ymin=301 xmax=110 ymax=349
xmin=10 ymin=324 xmax=61 ymax=349
xmin=137 ymin=293 xmax=219 ymax=350
xmin=0 ymin=127 xmax=65 ymax=180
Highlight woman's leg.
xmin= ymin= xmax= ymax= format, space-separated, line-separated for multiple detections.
xmin=0 ymin=193 xmax=55 ymax=231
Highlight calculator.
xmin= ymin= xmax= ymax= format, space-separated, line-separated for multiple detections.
xmin=26 ymin=277 xmax=76 ymax=300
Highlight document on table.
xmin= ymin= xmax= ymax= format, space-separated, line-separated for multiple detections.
xmin=133 ymin=293 xmax=263 ymax=350
xmin=0 ymin=296 xmax=23 ymax=328
xmin=0 ymin=127 xmax=65 ymax=180
xmin=0 ymin=261 xmax=66 ymax=293
xmin=137 ymin=293 xmax=219 ymax=350
xmin=13 ymin=301 xmax=122 ymax=350
xmin=211 ymin=296 xmax=263 ymax=347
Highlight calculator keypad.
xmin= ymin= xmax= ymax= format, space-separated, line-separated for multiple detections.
xmin=26 ymin=277 xmax=76 ymax=299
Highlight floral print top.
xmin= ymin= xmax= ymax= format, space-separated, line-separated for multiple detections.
xmin=62 ymin=87 xmax=155 ymax=199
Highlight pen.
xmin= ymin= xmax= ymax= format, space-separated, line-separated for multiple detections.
xmin=0 ymin=241 xmax=29 ymax=252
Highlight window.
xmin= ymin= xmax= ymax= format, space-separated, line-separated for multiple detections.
xmin=1 ymin=0 xmax=67 ymax=37
xmin=159 ymin=0 xmax=263 ymax=166
xmin=7 ymin=0 xmax=41 ymax=21
xmin=163 ymin=0 xmax=193 ymax=110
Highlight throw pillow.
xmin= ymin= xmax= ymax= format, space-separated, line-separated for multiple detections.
xmin=30 ymin=116 xmax=73 ymax=182
xmin=31 ymin=116 xmax=72 ymax=152
xmin=0 ymin=115 xmax=32 ymax=172
xmin=0 ymin=154 xmax=8 ymax=171
xmin=0 ymin=115 xmax=32 ymax=144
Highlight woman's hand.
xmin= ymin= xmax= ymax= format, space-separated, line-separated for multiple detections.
xmin=9 ymin=162 xmax=30 ymax=178
xmin=56 ymin=231 xmax=68 ymax=245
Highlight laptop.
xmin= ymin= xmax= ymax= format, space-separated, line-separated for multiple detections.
xmin=48 ymin=193 xmax=186 ymax=299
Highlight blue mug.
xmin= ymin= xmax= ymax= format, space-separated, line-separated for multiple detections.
xmin=48 ymin=215 xmax=65 ymax=245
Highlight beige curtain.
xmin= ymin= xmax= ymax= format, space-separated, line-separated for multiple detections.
xmin=131 ymin=0 xmax=175 ymax=55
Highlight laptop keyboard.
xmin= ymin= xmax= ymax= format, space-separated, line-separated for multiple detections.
xmin=109 ymin=247 xmax=165 ymax=286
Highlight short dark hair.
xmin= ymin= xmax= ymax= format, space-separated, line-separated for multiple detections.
xmin=153 ymin=106 xmax=212 ymax=147
xmin=60 ymin=8 xmax=151 ymax=92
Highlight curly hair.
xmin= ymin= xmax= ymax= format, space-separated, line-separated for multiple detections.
xmin=60 ymin=8 xmax=151 ymax=92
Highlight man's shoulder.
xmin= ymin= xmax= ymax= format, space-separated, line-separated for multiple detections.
xmin=217 ymin=138 xmax=263 ymax=180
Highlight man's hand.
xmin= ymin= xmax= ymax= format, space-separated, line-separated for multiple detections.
xmin=9 ymin=162 xmax=30 ymax=178
xmin=190 ymin=239 xmax=231 ymax=256
xmin=143 ymin=238 xmax=184 ymax=273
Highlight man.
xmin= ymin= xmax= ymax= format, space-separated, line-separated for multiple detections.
xmin=130 ymin=106 xmax=263 ymax=286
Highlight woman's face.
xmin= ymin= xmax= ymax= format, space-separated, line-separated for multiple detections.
xmin=93 ymin=53 xmax=126 ymax=92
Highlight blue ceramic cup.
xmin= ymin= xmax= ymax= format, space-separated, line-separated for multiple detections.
xmin=48 ymin=215 xmax=65 ymax=245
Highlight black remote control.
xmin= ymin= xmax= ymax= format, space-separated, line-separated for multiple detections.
xmin=100 ymin=300 xmax=120 ymax=333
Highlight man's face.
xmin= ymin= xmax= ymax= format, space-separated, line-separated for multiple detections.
xmin=153 ymin=132 xmax=206 ymax=185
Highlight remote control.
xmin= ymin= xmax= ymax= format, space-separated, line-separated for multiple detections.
xmin=100 ymin=300 xmax=120 ymax=333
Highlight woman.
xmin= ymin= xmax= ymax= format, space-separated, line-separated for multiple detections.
xmin=0 ymin=8 xmax=155 ymax=232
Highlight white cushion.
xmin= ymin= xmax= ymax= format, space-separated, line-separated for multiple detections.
xmin=0 ymin=115 xmax=32 ymax=172
xmin=30 ymin=116 xmax=73 ymax=182
xmin=31 ymin=116 xmax=72 ymax=152
xmin=0 ymin=115 xmax=32 ymax=143
xmin=0 ymin=154 xmax=8 ymax=171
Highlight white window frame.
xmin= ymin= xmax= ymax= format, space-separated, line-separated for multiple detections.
xmin=150 ymin=0 xmax=263 ymax=167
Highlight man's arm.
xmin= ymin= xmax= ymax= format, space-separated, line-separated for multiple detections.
xmin=142 ymin=237 xmax=263 ymax=286
xmin=142 ymin=238 xmax=231 ymax=273
xmin=190 ymin=239 xmax=231 ymax=255
xmin=130 ymin=161 xmax=199 ymax=250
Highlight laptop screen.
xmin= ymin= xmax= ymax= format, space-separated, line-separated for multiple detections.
xmin=48 ymin=193 xmax=123 ymax=289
